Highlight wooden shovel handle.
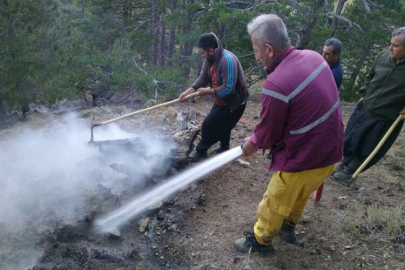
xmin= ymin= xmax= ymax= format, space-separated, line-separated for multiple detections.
xmin=95 ymin=92 xmax=200 ymax=127
xmin=351 ymin=112 xmax=405 ymax=181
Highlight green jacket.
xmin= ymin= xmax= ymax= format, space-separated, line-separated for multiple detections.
xmin=361 ymin=50 xmax=405 ymax=121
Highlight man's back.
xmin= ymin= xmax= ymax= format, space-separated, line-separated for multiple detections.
xmin=261 ymin=48 xmax=343 ymax=171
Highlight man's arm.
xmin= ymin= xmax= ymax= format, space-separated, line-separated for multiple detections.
xmin=242 ymin=84 xmax=288 ymax=156
xmin=179 ymin=61 xmax=210 ymax=102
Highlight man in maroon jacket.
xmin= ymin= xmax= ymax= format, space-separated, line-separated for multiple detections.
xmin=179 ymin=33 xmax=249 ymax=160
xmin=234 ymin=14 xmax=343 ymax=253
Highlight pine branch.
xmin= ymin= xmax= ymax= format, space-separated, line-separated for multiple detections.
xmin=327 ymin=12 xmax=363 ymax=32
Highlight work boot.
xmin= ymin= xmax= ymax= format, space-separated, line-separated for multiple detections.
xmin=330 ymin=166 xmax=352 ymax=186
xmin=332 ymin=162 xmax=345 ymax=175
xmin=278 ymin=221 xmax=297 ymax=243
xmin=234 ymin=231 xmax=275 ymax=254
xmin=211 ymin=145 xmax=230 ymax=154
xmin=188 ymin=149 xmax=207 ymax=161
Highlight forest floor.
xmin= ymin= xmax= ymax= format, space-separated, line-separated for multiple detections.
xmin=0 ymin=94 xmax=404 ymax=270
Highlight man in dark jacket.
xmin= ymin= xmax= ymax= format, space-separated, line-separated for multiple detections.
xmin=322 ymin=38 xmax=343 ymax=90
xmin=179 ymin=33 xmax=249 ymax=159
xmin=331 ymin=27 xmax=405 ymax=184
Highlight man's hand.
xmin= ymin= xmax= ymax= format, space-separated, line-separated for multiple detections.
xmin=179 ymin=87 xmax=195 ymax=103
xmin=242 ymin=136 xmax=256 ymax=157
xmin=197 ymin=87 xmax=215 ymax=96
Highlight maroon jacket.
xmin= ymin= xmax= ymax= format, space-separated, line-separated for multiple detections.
xmin=192 ymin=33 xmax=249 ymax=110
xmin=251 ymin=47 xmax=344 ymax=172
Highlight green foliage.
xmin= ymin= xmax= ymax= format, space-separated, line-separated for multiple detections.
xmin=1 ymin=0 xmax=405 ymax=112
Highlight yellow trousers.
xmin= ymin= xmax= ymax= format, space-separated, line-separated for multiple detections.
xmin=254 ymin=164 xmax=335 ymax=245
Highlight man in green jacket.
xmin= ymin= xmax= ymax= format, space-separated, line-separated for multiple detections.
xmin=331 ymin=27 xmax=405 ymax=184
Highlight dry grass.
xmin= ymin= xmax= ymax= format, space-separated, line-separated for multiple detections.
xmin=338 ymin=200 xmax=405 ymax=242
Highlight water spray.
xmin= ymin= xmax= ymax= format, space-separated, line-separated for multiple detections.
xmin=94 ymin=145 xmax=243 ymax=234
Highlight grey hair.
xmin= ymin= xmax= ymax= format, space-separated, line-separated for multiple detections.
xmin=392 ymin=27 xmax=405 ymax=45
xmin=324 ymin=38 xmax=342 ymax=55
xmin=247 ymin=14 xmax=290 ymax=51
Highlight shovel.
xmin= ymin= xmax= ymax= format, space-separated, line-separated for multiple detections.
xmin=90 ymin=92 xmax=200 ymax=142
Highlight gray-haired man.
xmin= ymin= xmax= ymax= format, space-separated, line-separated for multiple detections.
xmin=331 ymin=27 xmax=405 ymax=184
xmin=235 ymin=14 xmax=343 ymax=253
xmin=322 ymin=38 xmax=343 ymax=89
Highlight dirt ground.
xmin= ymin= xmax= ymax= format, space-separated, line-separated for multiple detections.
xmin=0 ymin=94 xmax=404 ymax=270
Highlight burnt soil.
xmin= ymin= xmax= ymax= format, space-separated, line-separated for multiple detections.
xmin=0 ymin=95 xmax=404 ymax=270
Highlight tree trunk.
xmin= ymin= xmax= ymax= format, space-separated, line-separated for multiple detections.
xmin=167 ymin=0 xmax=177 ymax=66
xmin=180 ymin=0 xmax=195 ymax=77
xmin=158 ymin=12 xmax=166 ymax=66
xmin=296 ymin=0 xmax=325 ymax=49
xmin=151 ymin=0 xmax=158 ymax=66
xmin=0 ymin=98 xmax=6 ymax=117
xmin=330 ymin=0 xmax=347 ymax=37
xmin=121 ymin=0 xmax=130 ymax=19
xmin=347 ymin=47 xmax=371 ymax=90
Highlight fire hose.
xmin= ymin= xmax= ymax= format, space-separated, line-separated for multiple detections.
xmin=94 ymin=144 xmax=244 ymax=233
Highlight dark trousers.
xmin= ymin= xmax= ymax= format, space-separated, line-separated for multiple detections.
xmin=196 ymin=103 xmax=246 ymax=153
xmin=342 ymin=100 xmax=403 ymax=173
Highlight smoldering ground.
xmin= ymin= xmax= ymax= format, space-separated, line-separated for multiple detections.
xmin=0 ymin=113 xmax=175 ymax=270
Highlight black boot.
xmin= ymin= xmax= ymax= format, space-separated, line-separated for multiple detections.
xmin=330 ymin=166 xmax=353 ymax=186
xmin=211 ymin=145 xmax=230 ymax=154
xmin=188 ymin=149 xmax=207 ymax=161
xmin=234 ymin=231 xmax=275 ymax=253
xmin=278 ymin=221 xmax=297 ymax=243
xmin=332 ymin=162 xmax=345 ymax=176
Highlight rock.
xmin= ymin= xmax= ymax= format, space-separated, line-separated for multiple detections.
xmin=109 ymin=229 xmax=121 ymax=238
xmin=143 ymin=99 xmax=156 ymax=108
xmin=329 ymin=245 xmax=336 ymax=252
xmin=138 ymin=218 xmax=150 ymax=233
xmin=170 ymin=224 xmax=178 ymax=231
xmin=236 ymin=159 xmax=250 ymax=168
xmin=344 ymin=245 xmax=352 ymax=250
xmin=85 ymin=90 xmax=94 ymax=102
xmin=174 ymin=131 xmax=183 ymax=141
xmin=167 ymin=167 xmax=178 ymax=176
xmin=152 ymin=245 xmax=157 ymax=250
xmin=148 ymin=201 xmax=163 ymax=210
xmin=129 ymin=250 xmax=144 ymax=260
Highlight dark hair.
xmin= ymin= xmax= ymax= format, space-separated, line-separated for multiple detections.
xmin=324 ymin=38 xmax=342 ymax=55
xmin=198 ymin=33 xmax=218 ymax=51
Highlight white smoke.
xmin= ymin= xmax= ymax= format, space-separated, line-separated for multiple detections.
xmin=0 ymin=113 xmax=175 ymax=229
xmin=0 ymin=113 xmax=175 ymax=269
